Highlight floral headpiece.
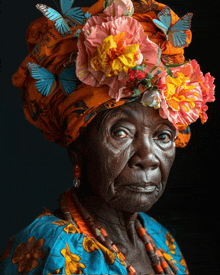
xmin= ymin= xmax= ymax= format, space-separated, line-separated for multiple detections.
xmin=76 ymin=0 xmax=215 ymax=133
xmin=13 ymin=0 xmax=215 ymax=148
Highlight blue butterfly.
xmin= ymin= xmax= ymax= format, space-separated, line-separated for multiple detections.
xmin=27 ymin=62 xmax=77 ymax=96
xmin=153 ymin=6 xmax=193 ymax=48
xmin=36 ymin=0 xmax=85 ymax=36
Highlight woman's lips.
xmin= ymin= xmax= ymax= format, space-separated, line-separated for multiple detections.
xmin=125 ymin=183 xmax=158 ymax=193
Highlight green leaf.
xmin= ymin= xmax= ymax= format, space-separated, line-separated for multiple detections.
xmin=150 ymin=65 xmax=158 ymax=73
xmin=132 ymin=65 xmax=145 ymax=72
xmin=165 ymin=63 xmax=184 ymax=68
xmin=164 ymin=65 xmax=174 ymax=77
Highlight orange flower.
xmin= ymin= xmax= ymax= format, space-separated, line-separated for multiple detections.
xmin=11 ymin=236 xmax=45 ymax=273
xmin=37 ymin=207 xmax=53 ymax=219
xmin=0 ymin=235 xmax=15 ymax=262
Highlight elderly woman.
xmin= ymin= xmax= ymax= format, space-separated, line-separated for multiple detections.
xmin=0 ymin=0 xmax=215 ymax=274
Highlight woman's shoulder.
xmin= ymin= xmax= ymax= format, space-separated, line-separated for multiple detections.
xmin=139 ymin=212 xmax=189 ymax=274
xmin=0 ymin=208 xmax=87 ymax=274
xmin=1 ymin=208 xmax=127 ymax=275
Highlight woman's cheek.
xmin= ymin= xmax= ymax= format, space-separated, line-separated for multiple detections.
xmin=100 ymin=135 xmax=132 ymax=178
xmin=159 ymin=149 xmax=176 ymax=189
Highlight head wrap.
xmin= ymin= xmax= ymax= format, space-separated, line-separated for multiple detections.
xmin=12 ymin=0 xmax=215 ymax=148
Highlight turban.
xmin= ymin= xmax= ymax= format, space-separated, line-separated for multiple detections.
xmin=12 ymin=0 xmax=214 ymax=148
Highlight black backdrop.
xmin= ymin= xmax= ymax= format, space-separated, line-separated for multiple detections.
xmin=0 ymin=0 xmax=220 ymax=273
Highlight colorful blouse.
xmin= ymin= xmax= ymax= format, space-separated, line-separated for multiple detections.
xmin=1 ymin=207 xmax=189 ymax=274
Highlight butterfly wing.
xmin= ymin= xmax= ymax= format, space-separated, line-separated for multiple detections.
xmin=54 ymin=17 xmax=72 ymax=36
xmin=153 ymin=6 xmax=171 ymax=36
xmin=84 ymin=11 xmax=91 ymax=20
xmin=36 ymin=4 xmax=71 ymax=36
xmin=169 ymin=13 xmax=193 ymax=47
xmin=27 ymin=62 xmax=57 ymax=96
xmin=65 ymin=7 xmax=85 ymax=26
xmin=59 ymin=64 xmax=77 ymax=95
xmin=168 ymin=31 xmax=187 ymax=48
xmin=171 ymin=13 xmax=193 ymax=32
xmin=36 ymin=4 xmax=62 ymax=21
xmin=60 ymin=0 xmax=74 ymax=14
xmin=153 ymin=19 xmax=168 ymax=36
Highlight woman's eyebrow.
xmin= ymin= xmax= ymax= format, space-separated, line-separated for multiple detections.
xmin=157 ymin=121 xmax=177 ymax=136
xmin=112 ymin=108 xmax=139 ymax=121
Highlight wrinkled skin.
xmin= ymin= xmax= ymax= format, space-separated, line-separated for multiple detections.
xmin=69 ymin=101 xmax=176 ymax=273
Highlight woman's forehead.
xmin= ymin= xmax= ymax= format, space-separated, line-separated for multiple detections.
xmin=103 ymin=102 xmax=175 ymax=130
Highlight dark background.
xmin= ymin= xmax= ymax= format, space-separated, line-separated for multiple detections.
xmin=0 ymin=0 xmax=219 ymax=274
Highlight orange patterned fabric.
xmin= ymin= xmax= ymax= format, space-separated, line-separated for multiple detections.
xmin=12 ymin=0 xmax=192 ymax=147
xmin=12 ymin=15 xmax=127 ymax=146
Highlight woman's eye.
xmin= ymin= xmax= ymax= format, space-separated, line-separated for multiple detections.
xmin=113 ymin=129 xmax=129 ymax=138
xmin=158 ymin=133 xmax=171 ymax=142
xmin=154 ymin=131 xmax=173 ymax=144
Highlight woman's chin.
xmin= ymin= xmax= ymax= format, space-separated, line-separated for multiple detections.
xmin=107 ymin=190 xmax=161 ymax=214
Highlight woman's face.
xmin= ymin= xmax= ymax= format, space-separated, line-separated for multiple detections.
xmin=82 ymin=102 xmax=176 ymax=213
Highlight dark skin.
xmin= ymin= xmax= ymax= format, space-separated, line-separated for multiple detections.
xmin=68 ymin=101 xmax=176 ymax=274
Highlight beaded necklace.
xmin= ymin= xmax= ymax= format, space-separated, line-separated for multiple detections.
xmin=59 ymin=189 xmax=178 ymax=275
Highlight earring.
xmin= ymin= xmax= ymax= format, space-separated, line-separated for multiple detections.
xmin=73 ymin=163 xmax=81 ymax=188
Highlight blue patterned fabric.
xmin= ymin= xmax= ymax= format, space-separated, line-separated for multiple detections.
xmin=1 ymin=210 xmax=189 ymax=274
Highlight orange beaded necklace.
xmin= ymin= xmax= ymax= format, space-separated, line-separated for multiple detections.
xmin=60 ymin=188 xmax=177 ymax=275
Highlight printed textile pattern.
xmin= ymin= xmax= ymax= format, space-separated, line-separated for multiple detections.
xmin=1 ymin=207 xmax=189 ymax=274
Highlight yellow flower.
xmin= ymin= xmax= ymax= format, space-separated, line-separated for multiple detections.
xmin=165 ymin=72 xmax=196 ymax=112
xmin=82 ymin=236 xmax=116 ymax=265
xmin=53 ymin=220 xmax=69 ymax=226
xmin=61 ymin=244 xmax=86 ymax=275
xmin=165 ymin=232 xmax=176 ymax=255
xmin=82 ymin=236 xmax=99 ymax=253
xmin=117 ymin=252 xmax=126 ymax=267
xmin=53 ymin=220 xmax=80 ymax=234
xmin=63 ymin=224 xmax=80 ymax=234
xmin=180 ymin=252 xmax=190 ymax=274
xmin=90 ymin=32 xmax=139 ymax=77
xmin=99 ymin=244 xmax=116 ymax=265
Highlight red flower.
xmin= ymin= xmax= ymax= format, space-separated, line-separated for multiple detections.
xmin=157 ymin=79 xmax=166 ymax=91
xmin=128 ymin=69 xmax=136 ymax=81
xmin=136 ymin=71 xmax=146 ymax=79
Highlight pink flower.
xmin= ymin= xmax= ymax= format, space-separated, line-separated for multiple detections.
xmin=76 ymin=10 xmax=159 ymax=101
xmin=190 ymin=59 xmax=215 ymax=123
xmin=158 ymin=61 xmax=215 ymax=129
xmin=104 ymin=0 xmax=134 ymax=17
xmin=159 ymin=64 xmax=203 ymax=129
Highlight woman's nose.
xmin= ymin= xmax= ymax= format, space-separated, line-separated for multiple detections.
xmin=128 ymin=134 xmax=160 ymax=170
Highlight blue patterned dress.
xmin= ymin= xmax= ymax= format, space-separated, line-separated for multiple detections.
xmin=1 ymin=207 xmax=189 ymax=274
